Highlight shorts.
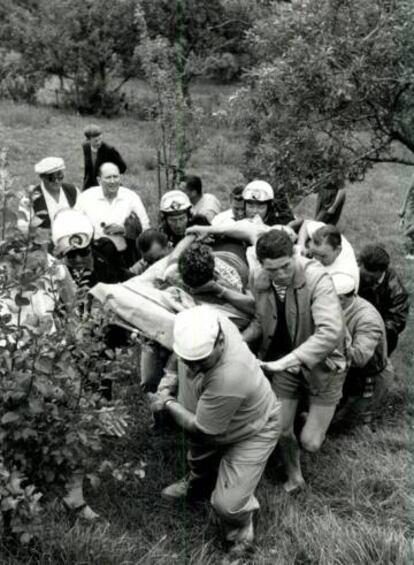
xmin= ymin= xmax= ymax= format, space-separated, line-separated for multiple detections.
xmin=272 ymin=368 xmax=346 ymax=407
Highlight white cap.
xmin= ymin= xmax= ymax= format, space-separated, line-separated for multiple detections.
xmin=34 ymin=157 xmax=65 ymax=175
xmin=331 ymin=271 xmax=356 ymax=295
xmin=160 ymin=190 xmax=191 ymax=213
xmin=52 ymin=209 xmax=94 ymax=254
xmin=173 ymin=306 xmax=220 ymax=361
xmin=242 ymin=180 xmax=274 ymax=202
xmin=307 ymin=220 xmax=326 ymax=238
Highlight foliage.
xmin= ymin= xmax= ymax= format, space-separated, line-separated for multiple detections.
xmin=135 ymin=0 xmax=256 ymax=94
xmin=233 ymin=0 xmax=414 ymax=203
xmin=0 ymin=0 xmax=139 ymax=115
xmin=135 ymin=10 xmax=205 ymax=192
xmin=0 ymin=151 xmax=131 ymax=543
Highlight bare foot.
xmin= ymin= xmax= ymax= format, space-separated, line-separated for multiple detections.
xmin=283 ymin=478 xmax=306 ymax=493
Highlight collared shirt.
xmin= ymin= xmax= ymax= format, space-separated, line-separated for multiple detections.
xmin=41 ymin=182 xmax=71 ymax=225
xmin=76 ymin=185 xmax=150 ymax=251
xmin=324 ymin=236 xmax=360 ymax=290
xmin=191 ymin=193 xmax=221 ymax=222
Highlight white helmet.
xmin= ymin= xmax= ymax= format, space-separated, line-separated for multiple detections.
xmin=52 ymin=208 xmax=94 ymax=255
xmin=242 ymin=180 xmax=274 ymax=202
xmin=160 ymin=190 xmax=191 ymax=213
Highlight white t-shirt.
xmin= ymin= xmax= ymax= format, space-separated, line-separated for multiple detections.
xmin=307 ymin=221 xmax=360 ymax=289
xmin=191 ymin=193 xmax=221 ymax=222
xmin=76 ymin=185 xmax=150 ymax=251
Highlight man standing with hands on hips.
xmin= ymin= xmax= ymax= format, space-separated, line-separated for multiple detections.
xmin=149 ymin=306 xmax=281 ymax=558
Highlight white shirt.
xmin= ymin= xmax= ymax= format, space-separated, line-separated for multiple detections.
xmin=325 ymin=236 xmax=360 ymax=290
xmin=41 ymin=183 xmax=72 ymax=225
xmin=212 ymin=208 xmax=235 ymax=226
xmin=76 ymin=185 xmax=150 ymax=251
xmin=191 ymin=193 xmax=221 ymax=222
xmin=306 ymin=221 xmax=360 ymax=290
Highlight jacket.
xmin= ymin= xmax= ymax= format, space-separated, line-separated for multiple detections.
xmin=358 ymin=267 xmax=409 ymax=345
xmin=244 ymin=256 xmax=348 ymax=382
xmin=344 ymin=296 xmax=387 ymax=376
xmin=82 ymin=141 xmax=127 ymax=190
xmin=30 ymin=183 xmax=78 ymax=229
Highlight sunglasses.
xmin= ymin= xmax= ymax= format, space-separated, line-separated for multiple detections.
xmin=65 ymin=247 xmax=91 ymax=259
xmin=46 ymin=172 xmax=64 ymax=182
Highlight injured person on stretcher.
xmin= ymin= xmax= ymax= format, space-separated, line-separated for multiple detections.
xmin=90 ymin=232 xmax=255 ymax=392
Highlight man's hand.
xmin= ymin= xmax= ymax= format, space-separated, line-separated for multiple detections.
xmin=261 ymin=354 xmax=301 ymax=374
xmin=189 ymin=280 xmax=223 ymax=297
xmin=104 ymin=223 xmax=125 ymax=235
xmin=185 ymin=226 xmax=210 ymax=239
xmin=147 ymin=392 xmax=175 ymax=414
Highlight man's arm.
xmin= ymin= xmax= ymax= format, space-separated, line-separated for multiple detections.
xmin=190 ymin=281 xmax=255 ymax=316
xmin=111 ymin=147 xmax=127 ymax=174
xmin=186 ymin=221 xmax=263 ymax=245
xmin=383 ymin=272 xmax=410 ymax=336
xmin=130 ymin=193 xmax=150 ymax=230
xmin=327 ymin=187 xmax=346 ymax=215
xmin=349 ymin=317 xmax=383 ymax=368
xmin=292 ymin=273 xmax=345 ymax=369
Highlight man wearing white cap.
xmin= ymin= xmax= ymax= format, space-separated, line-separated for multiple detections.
xmin=243 ymin=179 xmax=294 ymax=226
xmin=30 ymin=157 xmax=79 ymax=229
xmin=52 ymin=208 xmax=131 ymax=285
xmin=149 ymin=306 xmax=281 ymax=556
xmin=331 ymin=271 xmax=393 ymax=427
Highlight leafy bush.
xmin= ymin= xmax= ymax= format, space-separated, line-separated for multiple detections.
xmin=0 ymin=152 xmax=131 ymax=544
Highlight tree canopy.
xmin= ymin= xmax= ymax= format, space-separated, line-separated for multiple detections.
xmin=235 ymin=0 xmax=414 ymax=202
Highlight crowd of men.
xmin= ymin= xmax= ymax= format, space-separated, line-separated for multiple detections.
xmin=6 ymin=124 xmax=411 ymax=559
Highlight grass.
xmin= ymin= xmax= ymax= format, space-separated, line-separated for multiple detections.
xmin=1 ymin=93 xmax=414 ymax=564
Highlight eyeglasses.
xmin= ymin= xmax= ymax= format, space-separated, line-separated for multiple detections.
xmin=46 ymin=172 xmax=64 ymax=182
xmin=65 ymin=247 xmax=91 ymax=259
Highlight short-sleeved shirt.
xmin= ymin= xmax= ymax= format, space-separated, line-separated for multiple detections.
xmin=191 ymin=193 xmax=222 ymax=223
xmin=177 ymin=316 xmax=278 ymax=444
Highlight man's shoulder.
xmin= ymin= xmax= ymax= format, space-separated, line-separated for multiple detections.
xmin=352 ymin=296 xmax=384 ymax=325
xmin=297 ymin=255 xmax=329 ymax=284
xmin=119 ymin=186 xmax=139 ymax=198
xmin=78 ymin=185 xmax=101 ymax=201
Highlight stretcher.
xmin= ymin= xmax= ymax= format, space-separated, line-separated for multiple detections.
xmin=90 ymin=268 xmax=251 ymax=351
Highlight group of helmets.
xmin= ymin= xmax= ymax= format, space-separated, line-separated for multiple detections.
xmin=160 ymin=180 xmax=274 ymax=214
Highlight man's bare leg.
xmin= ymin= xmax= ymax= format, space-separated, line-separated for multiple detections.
xmin=278 ymin=398 xmax=306 ymax=493
xmin=300 ymin=403 xmax=336 ymax=453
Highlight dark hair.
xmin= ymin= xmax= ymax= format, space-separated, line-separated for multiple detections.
xmin=136 ymin=229 xmax=168 ymax=254
xmin=178 ymin=243 xmax=215 ymax=288
xmin=231 ymin=185 xmax=244 ymax=200
xmin=312 ymin=225 xmax=342 ymax=249
xmin=185 ymin=175 xmax=202 ymax=195
xmin=256 ymin=229 xmax=294 ymax=262
xmin=191 ymin=214 xmax=210 ymax=226
xmin=359 ymin=243 xmax=390 ymax=272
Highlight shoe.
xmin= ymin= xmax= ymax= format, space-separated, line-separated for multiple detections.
xmin=62 ymin=500 xmax=102 ymax=523
xmin=161 ymin=477 xmax=190 ymax=501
